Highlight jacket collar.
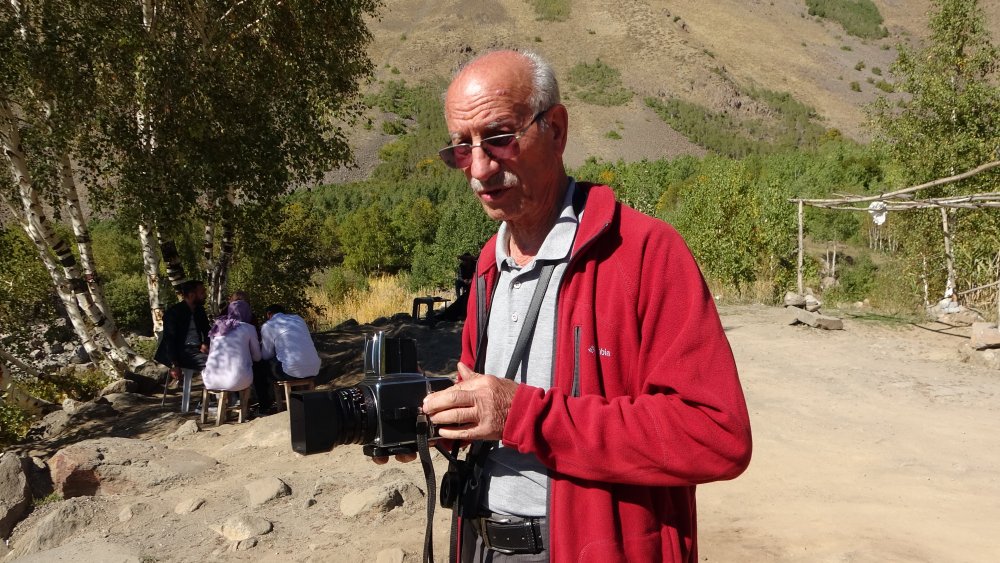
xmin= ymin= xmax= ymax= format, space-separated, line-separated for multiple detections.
xmin=476 ymin=182 xmax=616 ymax=277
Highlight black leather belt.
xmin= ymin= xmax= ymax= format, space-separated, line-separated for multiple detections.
xmin=471 ymin=515 xmax=546 ymax=555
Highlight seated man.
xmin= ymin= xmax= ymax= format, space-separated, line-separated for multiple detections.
xmin=154 ymin=280 xmax=210 ymax=382
xmin=253 ymin=304 xmax=322 ymax=412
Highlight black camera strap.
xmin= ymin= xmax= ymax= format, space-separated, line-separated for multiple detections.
xmin=415 ymin=414 xmax=436 ymax=563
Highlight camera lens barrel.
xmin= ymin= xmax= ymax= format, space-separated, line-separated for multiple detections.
xmin=331 ymin=386 xmax=377 ymax=446
xmin=289 ymin=385 xmax=377 ymax=454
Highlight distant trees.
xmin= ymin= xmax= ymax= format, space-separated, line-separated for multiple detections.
xmin=868 ymin=0 xmax=1000 ymax=301
xmin=1 ymin=1 xmax=381 ymax=382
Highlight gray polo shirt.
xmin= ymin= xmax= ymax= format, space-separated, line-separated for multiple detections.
xmin=482 ymin=178 xmax=580 ymax=517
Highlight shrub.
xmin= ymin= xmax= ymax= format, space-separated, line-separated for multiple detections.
xmin=530 ymin=0 xmax=570 ymax=21
xmin=825 ymin=254 xmax=878 ymax=302
xmin=605 ymin=130 xmax=622 ymax=140
xmin=566 ymin=60 xmax=633 ymax=107
xmin=874 ymin=79 xmax=894 ymax=93
xmin=855 ymin=61 xmax=866 ymax=71
xmin=321 ymin=266 xmax=370 ymax=304
xmin=104 ymin=274 xmax=154 ymax=335
xmin=806 ymin=0 xmax=888 ymax=39
xmin=0 ymin=401 xmax=31 ymax=449
xmin=872 ymin=66 xmax=882 ymax=75
xmin=850 ymin=81 xmax=862 ymax=92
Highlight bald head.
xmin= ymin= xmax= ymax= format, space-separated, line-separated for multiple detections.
xmin=447 ymin=50 xmax=560 ymax=117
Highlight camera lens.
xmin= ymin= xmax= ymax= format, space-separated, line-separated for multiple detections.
xmin=289 ymin=385 xmax=378 ymax=454
xmin=329 ymin=386 xmax=378 ymax=446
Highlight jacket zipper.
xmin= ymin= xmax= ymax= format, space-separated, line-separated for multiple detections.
xmin=572 ymin=325 xmax=582 ymax=397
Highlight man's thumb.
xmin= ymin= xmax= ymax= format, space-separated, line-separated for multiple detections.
xmin=456 ymin=362 xmax=480 ymax=382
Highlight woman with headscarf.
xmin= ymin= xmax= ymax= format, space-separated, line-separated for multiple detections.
xmin=201 ymin=300 xmax=261 ymax=392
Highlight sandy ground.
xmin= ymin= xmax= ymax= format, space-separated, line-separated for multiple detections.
xmin=5 ymin=304 xmax=1000 ymax=562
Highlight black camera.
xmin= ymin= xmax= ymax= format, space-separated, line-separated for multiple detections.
xmin=289 ymin=332 xmax=453 ymax=457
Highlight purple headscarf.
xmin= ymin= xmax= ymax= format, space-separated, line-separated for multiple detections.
xmin=209 ymin=300 xmax=253 ymax=338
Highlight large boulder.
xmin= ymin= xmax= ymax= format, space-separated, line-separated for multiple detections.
xmin=48 ymin=437 xmax=217 ymax=498
xmin=970 ymin=322 xmax=1000 ymax=350
xmin=5 ymin=497 xmax=97 ymax=558
xmin=0 ymin=453 xmax=31 ymax=539
xmin=786 ymin=308 xmax=844 ymax=330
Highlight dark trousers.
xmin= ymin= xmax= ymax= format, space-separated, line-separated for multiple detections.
xmin=252 ymin=358 xmax=293 ymax=410
xmin=179 ymin=345 xmax=208 ymax=371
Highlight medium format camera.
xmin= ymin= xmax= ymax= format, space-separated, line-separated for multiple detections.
xmin=289 ymin=332 xmax=453 ymax=457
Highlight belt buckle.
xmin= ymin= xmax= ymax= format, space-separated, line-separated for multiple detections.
xmin=479 ymin=517 xmax=516 ymax=555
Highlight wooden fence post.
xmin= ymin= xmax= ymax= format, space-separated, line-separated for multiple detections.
xmin=797 ymin=200 xmax=804 ymax=295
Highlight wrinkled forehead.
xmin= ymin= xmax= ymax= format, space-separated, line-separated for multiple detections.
xmin=445 ymin=55 xmax=534 ymax=120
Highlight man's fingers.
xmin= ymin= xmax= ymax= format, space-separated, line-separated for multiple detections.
xmin=428 ymin=405 xmax=478 ymax=427
xmin=371 ymin=453 xmax=417 ymax=465
xmin=371 ymin=456 xmax=389 ymax=465
xmin=456 ymin=362 xmax=480 ymax=382
xmin=423 ymin=385 xmax=475 ymax=415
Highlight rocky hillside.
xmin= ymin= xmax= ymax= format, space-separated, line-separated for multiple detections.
xmin=341 ymin=0 xmax=1000 ymax=173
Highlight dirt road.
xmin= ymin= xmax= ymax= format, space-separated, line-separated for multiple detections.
xmin=5 ymin=305 xmax=999 ymax=562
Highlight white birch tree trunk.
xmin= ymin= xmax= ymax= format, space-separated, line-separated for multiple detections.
xmin=209 ymin=222 xmax=234 ymax=314
xmin=1 ymin=100 xmax=130 ymax=375
xmin=203 ymin=222 xmax=215 ymax=279
xmin=139 ymin=222 xmax=164 ymax=336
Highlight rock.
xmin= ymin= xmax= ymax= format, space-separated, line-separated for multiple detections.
xmin=49 ymin=342 xmax=65 ymax=354
xmin=172 ymin=420 xmax=201 ymax=437
xmin=813 ymin=315 xmax=844 ymax=330
xmin=245 ymin=476 xmax=291 ymax=507
xmin=98 ymin=379 xmax=137 ymax=397
xmin=175 ymin=497 xmax=206 ymax=514
xmin=805 ymin=294 xmax=822 ymax=313
xmin=376 ymin=547 xmax=406 ymax=563
xmin=216 ymin=514 xmax=273 ymax=541
xmin=937 ymin=309 xmax=984 ymax=326
xmin=230 ymin=538 xmax=258 ymax=552
xmin=340 ymin=483 xmax=406 ymax=517
xmin=0 ymin=453 xmax=31 ymax=539
xmin=8 ymin=540 xmax=142 ymax=563
xmin=302 ymin=497 xmax=317 ymax=509
xmin=126 ymin=367 xmax=167 ymax=394
xmin=970 ymin=322 xmax=1000 ymax=350
xmin=49 ymin=437 xmax=217 ymax=498
xmin=30 ymin=349 xmax=45 ymax=360
xmin=21 ymin=456 xmax=54 ymax=501
xmin=783 ymin=292 xmax=806 ymax=308
xmin=27 ymin=409 xmax=73 ymax=440
xmin=118 ymin=502 xmax=149 ymax=522
xmin=102 ymin=392 xmax=147 ymax=410
xmin=70 ymin=346 xmax=91 ymax=364
xmin=62 ymin=398 xmax=85 ymax=415
xmin=820 ymin=276 xmax=838 ymax=290
xmin=6 ymin=497 xmax=97 ymax=558
xmin=788 ymin=308 xmax=843 ymax=330
xmin=958 ymin=342 xmax=1000 ymax=370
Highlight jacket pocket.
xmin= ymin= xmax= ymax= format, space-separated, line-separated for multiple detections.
xmin=578 ymin=530 xmax=664 ymax=562
xmin=571 ymin=325 xmax=581 ymax=397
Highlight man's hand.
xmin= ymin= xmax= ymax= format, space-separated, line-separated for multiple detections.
xmin=200 ymin=343 xmax=209 ymax=354
xmin=422 ymin=363 xmax=518 ymax=441
xmin=371 ymin=453 xmax=417 ymax=465
xmin=169 ymin=366 xmax=182 ymax=380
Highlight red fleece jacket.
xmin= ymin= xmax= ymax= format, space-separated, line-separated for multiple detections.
xmin=459 ymin=183 xmax=752 ymax=562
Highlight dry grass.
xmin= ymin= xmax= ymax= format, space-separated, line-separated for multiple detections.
xmin=306 ymin=275 xmax=450 ymax=329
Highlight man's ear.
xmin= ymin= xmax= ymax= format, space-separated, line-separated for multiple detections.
xmin=546 ymin=104 xmax=569 ymax=155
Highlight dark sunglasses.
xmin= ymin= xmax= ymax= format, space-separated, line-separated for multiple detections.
xmin=438 ymin=108 xmax=550 ymax=169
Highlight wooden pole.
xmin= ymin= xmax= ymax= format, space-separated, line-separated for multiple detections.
xmin=797 ymin=200 xmax=804 ymax=295
xmin=941 ymin=208 xmax=956 ymax=298
xmin=996 ymin=250 xmax=1000 ymax=324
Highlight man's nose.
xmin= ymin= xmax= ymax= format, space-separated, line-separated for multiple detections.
xmin=469 ymin=145 xmax=500 ymax=182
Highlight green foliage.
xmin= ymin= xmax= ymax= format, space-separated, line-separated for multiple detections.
xmin=320 ymin=266 xmax=370 ymax=303
xmin=90 ymin=220 xmax=144 ymax=279
xmin=0 ymin=228 xmax=57 ymax=327
xmin=566 ymin=60 xmax=633 ymax=107
xmin=645 ymin=86 xmax=827 ymax=158
xmin=605 ymin=130 xmax=622 ymax=140
xmin=874 ymin=80 xmax=894 ymax=93
xmin=409 ymin=194 xmax=496 ymax=289
xmin=17 ymin=367 xmax=111 ymax=405
xmin=529 ymin=0 xmax=571 ymax=21
xmin=806 ymin=0 xmax=889 ymax=39
xmin=825 ymin=254 xmax=878 ymax=302
xmin=104 ymin=274 xmax=153 ymax=335
xmin=872 ymin=66 xmax=883 ymax=75
xmin=339 ymin=204 xmax=406 ymax=275
xmin=868 ymin=0 xmax=1000 ymax=304
xmin=229 ymin=201 xmax=330 ymax=314
xmin=0 ymin=401 xmax=31 ymax=449
xmin=850 ymin=81 xmax=862 ymax=92
xmin=855 ymin=61 xmax=866 ymax=71
xmin=664 ymin=157 xmax=797 ymax=296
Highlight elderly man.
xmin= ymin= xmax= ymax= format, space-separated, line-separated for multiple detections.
xmin=397 ymin=50 xmax=750 ymax=562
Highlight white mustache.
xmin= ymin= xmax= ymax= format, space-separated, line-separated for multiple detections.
xmin=470 ymin=171 xmax=520 ymax=193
